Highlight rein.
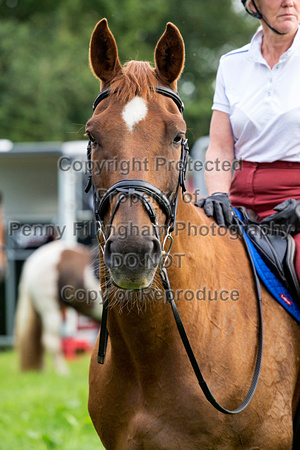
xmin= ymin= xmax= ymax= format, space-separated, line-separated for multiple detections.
xmin=85 ymin=85 xmax=263 ymax=415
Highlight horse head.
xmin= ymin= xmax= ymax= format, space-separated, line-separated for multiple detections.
xmin=86 ymin=19 xmax=186 ymax=291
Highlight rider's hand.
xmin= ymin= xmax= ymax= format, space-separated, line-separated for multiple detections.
xmin=196 ymin=192 xmax=234 ymax=227
xmin=260 ymin=199 xmax=300 ymax=235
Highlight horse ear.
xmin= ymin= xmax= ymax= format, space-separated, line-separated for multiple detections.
xmin=89 ymin=18 xmax=122 ymax=84
xmin=154 ymin=23 xmax=185 ymax=86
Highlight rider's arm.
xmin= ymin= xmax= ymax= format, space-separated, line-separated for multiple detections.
xmin=204 ymin=110 xmax=235 ymax=195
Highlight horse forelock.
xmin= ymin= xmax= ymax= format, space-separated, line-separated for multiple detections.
xmin=109 ymin=61 xmax=158 ymax=103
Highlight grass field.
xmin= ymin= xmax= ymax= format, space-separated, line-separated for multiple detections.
xmin=0 ymin=349 xmax=105 ymax=449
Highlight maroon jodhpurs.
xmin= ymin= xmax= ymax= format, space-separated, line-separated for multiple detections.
xmin=229 ymin=161 xmax=300 ymax=282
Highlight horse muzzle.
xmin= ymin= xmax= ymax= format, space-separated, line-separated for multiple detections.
xmin=104 ymin=234 xmax=162 ymax=289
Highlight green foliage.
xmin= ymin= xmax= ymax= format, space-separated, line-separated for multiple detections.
xmin=0 ymin=0 xmax=256 ymax=144
xmin=0 ymin=350 xmax=103 ymax=449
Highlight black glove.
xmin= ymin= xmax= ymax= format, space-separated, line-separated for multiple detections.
xmin=260 ymin=199 xmax=300 ymax=235
xmin=196 ymin=192 xmax=234 ymax=227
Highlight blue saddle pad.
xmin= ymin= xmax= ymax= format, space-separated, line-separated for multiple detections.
xmin=234 ymin=208 xmax=300 ymax=323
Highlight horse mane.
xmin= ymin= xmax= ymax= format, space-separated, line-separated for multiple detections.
xmin=109 ymin=61 xmax=158 ymax=103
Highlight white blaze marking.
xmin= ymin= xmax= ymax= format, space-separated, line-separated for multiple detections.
xmin=122 ymin=97 xmax=148 ymax=131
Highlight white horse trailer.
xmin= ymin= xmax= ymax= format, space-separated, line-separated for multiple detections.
xmin=0 ymin=140 xmax=95 ymax=346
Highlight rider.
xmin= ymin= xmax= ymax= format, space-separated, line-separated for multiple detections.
xmin=197 ymin=0 xmax=300 ymax=284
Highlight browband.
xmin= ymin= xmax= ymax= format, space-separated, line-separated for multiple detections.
xmin=93 ymin=85 xmax=184 ymax=114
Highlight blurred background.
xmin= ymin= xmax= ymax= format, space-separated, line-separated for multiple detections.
xmin=0 ymin=0 xmax=256 ymax=448
xmin=0 ymin=0 xmax=256 ymax=144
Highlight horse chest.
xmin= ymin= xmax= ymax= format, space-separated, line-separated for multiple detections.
xmin=89 ymin=341 xmax=297 ymax=449
xmin=89 ymin=356 xmax=236 ymax=449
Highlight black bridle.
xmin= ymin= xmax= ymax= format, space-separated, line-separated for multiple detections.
xmin=85 ymin=85 xmax=263 ymax=415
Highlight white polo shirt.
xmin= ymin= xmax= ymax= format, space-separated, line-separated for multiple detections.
xmin=212 ymin=27 xmax=300 ymax=162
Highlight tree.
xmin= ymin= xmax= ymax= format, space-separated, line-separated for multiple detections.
xmin=0 ymin=0 xmax=256 ymax=144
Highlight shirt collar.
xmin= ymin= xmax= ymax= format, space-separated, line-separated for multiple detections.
xmin=248 ymin=28 xmax=264 ymax=63
xmin=248 ymin=25 xmax=300 ymax=63
xmin=285 ymin=26 xmax=300 ymax=56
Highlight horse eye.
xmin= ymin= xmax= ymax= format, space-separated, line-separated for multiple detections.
xmin=173 ymin=134 xmax=183 ymax=145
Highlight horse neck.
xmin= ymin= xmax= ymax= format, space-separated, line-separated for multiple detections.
xmin=170 ymin=198 xmax=221 ymax=286
xmin=108 ymin=297 xmax=178 ymax=369
xmin=167 ymin=198 xmax=248 ymax=320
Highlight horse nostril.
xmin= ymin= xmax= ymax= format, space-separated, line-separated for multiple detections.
xmin=104 ymin=235 xmax=161 ymax=270
xmin=149 ymin=237 xmax=162 ymax=267
xmin=103 ymin=239 xmax=113 ymax=267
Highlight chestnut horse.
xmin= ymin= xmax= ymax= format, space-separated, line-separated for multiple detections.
xmin=87 ymin=19 xmax=300 ymax=448
xmin=15 ymin=240 xmax=101 ymax=375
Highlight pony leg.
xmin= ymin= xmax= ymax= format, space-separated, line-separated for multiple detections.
xmin=40 ymin=308 xmax=70 ymax=376
xmin=15 ymin=281 xmax=44 ymax=371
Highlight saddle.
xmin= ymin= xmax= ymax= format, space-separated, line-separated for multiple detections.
xmin=235 ymin=207 xmax=300 ymax=303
